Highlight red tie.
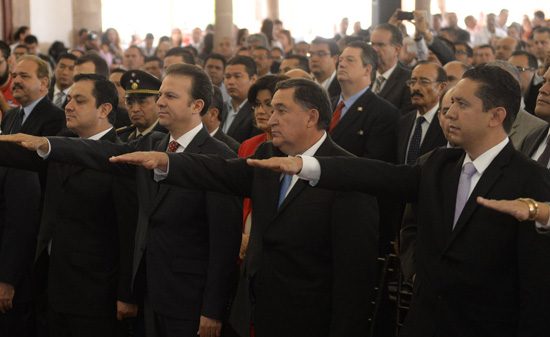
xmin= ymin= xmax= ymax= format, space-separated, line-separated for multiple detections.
xmin=329 ymin=102 xmax=345 ymax=134
xmin=167 ymin=140 xmax=179 ymax=152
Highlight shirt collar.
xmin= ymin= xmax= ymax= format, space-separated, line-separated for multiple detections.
xmin=53 ymin=85 xmax=71 ymax=97
xmin=169 ymin=123 xmax=203 ymax=150
xmin=22 ymin=94 xmax=47 ymax=117
xmin=296 ymin=132 xmax=327 ymax=157
xmin=136 ymin=120 xmax=159 ymax=137
xmin=417 ymin=103 xmax=439 ymax=124
xmin=462 ymin=137 xmax=509 ymax=175
xmin=315 ymin=70 xmax=337 ymax=90
xmin=337 ymin=85 xmax=369 ymax=109
xmin=378 ymin=62 xmax=398 ymax=80
xmin=86 ymin=127 xmax=113 ymax=140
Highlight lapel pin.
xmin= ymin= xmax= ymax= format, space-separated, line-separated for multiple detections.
xmin=357 ymin=107 xmax=363 ymax=111
xmin=358 ymin=130 xmax=364 ymax=135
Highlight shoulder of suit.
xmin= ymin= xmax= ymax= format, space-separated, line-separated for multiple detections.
xmin=204 ymin=136 xmax=238 ymax=159
xmin=116 ymin=125 xmax=136 ymax=133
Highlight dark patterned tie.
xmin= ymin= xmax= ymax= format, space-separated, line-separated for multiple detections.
xmin=167 ymin=140 xmax=179 ymax=153
xmin=10 ymin=108 xmax=25 ymax=134
xmin=406 ymin=116 xmax=425 ymax=165
xmin=373 ymin=75 xmax=386 ymax=95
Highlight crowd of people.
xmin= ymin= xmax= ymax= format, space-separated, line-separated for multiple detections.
xmin=0 ymin=5 xmax=550 ymax=337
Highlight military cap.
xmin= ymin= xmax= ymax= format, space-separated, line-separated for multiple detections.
xmin=120 ymin=70 xmax=161 ymax=97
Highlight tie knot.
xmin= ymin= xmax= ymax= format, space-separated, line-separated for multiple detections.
xmin=337 ymin=101 xmax=345 ymax=110
xmin=167 ymin=140 xmax=180 ymax=153
xmin=462 ymin=162 xmax=477 ymax=177
xmin=416 ymin=116 xmax=426 ymax=125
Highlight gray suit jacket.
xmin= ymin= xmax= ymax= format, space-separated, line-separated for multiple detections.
xmin=509 ymin=109 xmax=547 ymax=150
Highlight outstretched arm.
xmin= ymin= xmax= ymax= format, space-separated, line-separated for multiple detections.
xmin=246 ymin=157 xmax=303 ymax=174
xmin=110 ymin=151 xmax=169 ymax=171
xmin=0 ymin=133 xmax=50 ymax=152
xmin=477 ymin=196 xmax=550 ymax=226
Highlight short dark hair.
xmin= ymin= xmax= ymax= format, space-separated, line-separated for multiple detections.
xmin=145 ymin=55 xmax=164 ymax=69
xmin=439 ymin=27 xmax=457 ymax=39
xmin=248 ymin=74 xmax=289 ymax=105
xmin=126 ymin=45 xmax=145 ymax=58
xmin=78 ymin=28 xmax=88 ymax=37
xmin=165 ymin=47 xmax=195 ymax=64
xmin=14 ymin=44 xmax=29 ymax=53
xmin=204 ymin=53 xmax=227 ymax=70
xmin=283 ymin=55 xmax=309 ymax=72
xmin=57 ymin=53 xmax=77 ymax=64
xmin=274 ymin=78 xmax=332 ymax=131
xmin=462 ymin=65 xmax=520 ymax=133
xmin=0 ymin=41 xmax=10 ymax=59
xmin=253 ymin=46 xmax=271 ymax=57
xmin=165 ymin=63 xmax=213 ymax=116
xmin=210 ymin=86 xmax=224 ymax=121
xmin=110 ymin=68 xmax=125 ymax=75
xmin=13 ymin=26 xmax=29 ymax=41
xmin=373 ymin=23 xmax=403 ymax=46
xmin=24 ymin=34 xmax=38 ymax=45
xmin=532 ymin=26 xmax=550 ymax=37
xmin=534 ymin=10 xmax=545 ymax=20
xmin=73 ymin=73 xmax=118 ymax=125
xmin=279 ymin=30 xmax=292 ymax=45
xmin=183 ymin=45 xmax=198 ymax=58
xmin=227 ymin=55 xmax=257 ymax=77
xmin=310 ymin=37 xmax=339 ymax=56
xmin=75 ymin=52 xmax=110 ymax=78
xmin=455 ymin=42 xmax=473 ymax=57
xmin=345 ymin=41 xmax=378 ymax=82
xmin=415 ymin=61 xmax=448 ymax=82
xmin=478 ymin=44 xmax=495 ymax=55
xmin=510 ymin=50 xmax=538 ymax=69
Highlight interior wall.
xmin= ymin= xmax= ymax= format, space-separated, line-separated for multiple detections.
xmin=29 ymin=0 xmax=73 ymax=51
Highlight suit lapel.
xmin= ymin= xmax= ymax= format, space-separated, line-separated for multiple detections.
xmin=20 ymin=96 xmax=49 ymax=134
xmin=398 ymin=112 xmax=416 ymax=163
xmin=379 ymin=65 xmax=402 ymax=97
xmin=524 ymin=126 xmax=548 ymax=157
xmin=227 ymin=101 xmax=251 ymax=135
xmin=443 ymin=143 xmax=514 ymax=251
xmin=149 ymin=134 xmax=171 ymax=212
xmin=418 ymin=118 xmax=444 ymax=154
xmin=331 ymin=90 xmax=371 ymax=140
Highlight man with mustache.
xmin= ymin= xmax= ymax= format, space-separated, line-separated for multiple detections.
xmin=397 ymin=61 xmax=448 ymax=165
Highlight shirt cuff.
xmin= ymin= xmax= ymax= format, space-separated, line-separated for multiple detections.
xmin=296 ymin=155 xmax=321 ymax=186
xmin=37 ymin=138 xmax=52 ymax=159
xmin=153 ymin=157 xmax=170 ymax=182
xmin=535 ymin=202 xmax=550 ymax=231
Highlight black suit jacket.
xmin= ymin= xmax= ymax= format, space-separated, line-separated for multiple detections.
xmin=221 ymin=101 xmax=262 ymax=143
xmin=520 ymin=124 xmax=548 ymax=157
xmin=315 ymin=143 xmax=550 ymax=336
xmin=46 ymin=128 xmax=242 ymax=321
xmin=377 ymin=63 xmax=415 ymax=115
xmin=327 ymin=76 xmax=341 ymax=99
xmin=524 ymin=76 xmax=541 ymax=115
xmin=1 ymin=96 xmax=65 ymax=136
xmin=47 ymin=86 xmax=69 ymax=110
xmin=116 ymin=121 xmax=168 ymax=142
xmin=213 ymin=129 xmax=240 ymax=154
xmin=0 ymin=128 xmax=138 ymax=317
xmin=114 ymin=106 xmax=132 ymax=129
xmin=0 ymin=167 xmax=41 ymax=304
xmin=160 ymin=137 xmax=379 ymax=337
xmin=397 ymin=110 xmax=447 ymax=164
xmin=330 ymin=88 xmax=399 ymax=162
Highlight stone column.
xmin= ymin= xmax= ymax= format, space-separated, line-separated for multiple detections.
xmin=266 ymin=0 xmax=279 ymax=20
xmin=214 ymin=0 xmax=234 ymax=47
xmin=72 ymin=0 xmax=102 ymax=47
xmin=415 ymin=0 xmax=432 ymax=11
xmin=11 ymin=0 xmax=30 ymax=36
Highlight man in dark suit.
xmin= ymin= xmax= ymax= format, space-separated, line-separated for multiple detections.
xmin=116 ymin=70 xmax=167 ymax=142
xmin=48 ymin=53 xmax=77 ymax=110
xmin=0 ymin=74 xmax=138 ymax=336
xmin=221 ymin=56 xmax=262 ymax=143
xmin=520 ymin=66 xmax=550 ymax=160
xmin=203 ymin=86 xmax=240 ymax=153
xmin=106 ymin=78 xmax=379 ymax=337
xmin=248 ymin=66 xmax=550 ymax=336
xmin=0 ymin=163 xmax=41 ymax=336
xmin=74 ymin=53 xmax=132 ymax=129
xmin=370 ymin=23 xmax=415 ymax=115
xmin=397 ymin=62 xmax=447 ymax=165
xmin=3 ymin=64 xmax=242 ymax=337
xmin=309 ymin=37 xmax=341 ymax=99
xmin=1 ymin=55 xmax=65 ymax=137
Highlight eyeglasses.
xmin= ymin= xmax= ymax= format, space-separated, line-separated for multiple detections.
xmin=516 ymin=66 xmax=536 ymax=72
xmin=307 ymin=51 xmax=330 ymax=58
xmin=406 ymin=79 xmax=440 ymax=87
xmin=368 ymin=42 xmax=392 ymax=48
xmin=252 ymin=101 xmax=272 ymax=110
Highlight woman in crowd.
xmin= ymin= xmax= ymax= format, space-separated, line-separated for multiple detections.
xmin=101 ymin=28 xmax=123 ymax=68
xmin=237 ymin=74 xmax=288 ymax=260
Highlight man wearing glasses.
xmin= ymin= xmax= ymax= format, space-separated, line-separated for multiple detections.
xmin=509 ymin=50 xmax=541 ymax=115
xmin=398 ymin=61 xmax=447 ymax=165
xmin=308 ymin=37 xmax=341 ymax=99
xmin=370 ymin=23 xmax=415 ymax=115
